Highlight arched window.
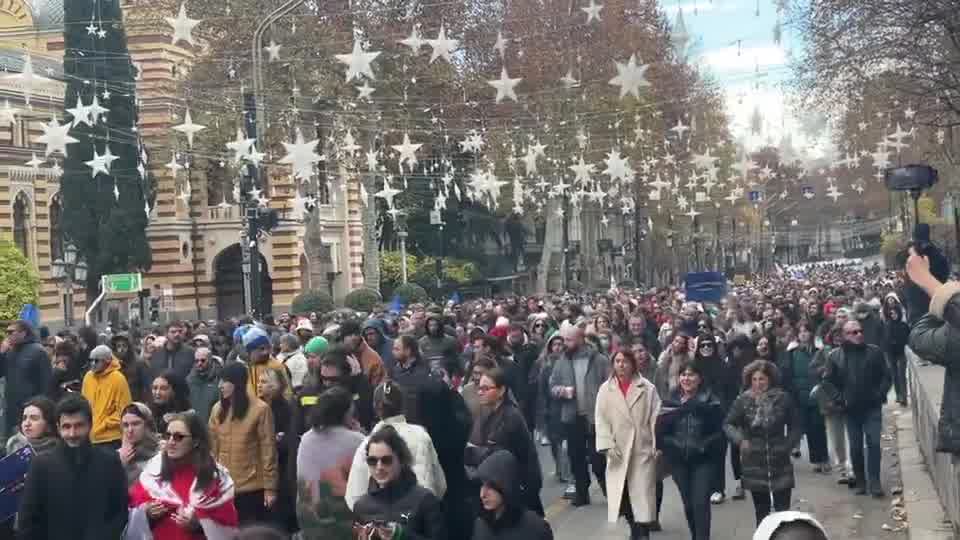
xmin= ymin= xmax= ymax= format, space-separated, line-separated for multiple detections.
xmin=49 ymin=193 xmax=63 ymax=262
xmin=12 ymin=192 xmax=30 ymax=259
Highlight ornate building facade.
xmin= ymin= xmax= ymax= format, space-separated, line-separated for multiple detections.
xmin=0 ymin=0 xmax=366 ymax=326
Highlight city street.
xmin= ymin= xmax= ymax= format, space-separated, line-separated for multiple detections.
xmin=539 ymin=405 xmax=907 ymax=540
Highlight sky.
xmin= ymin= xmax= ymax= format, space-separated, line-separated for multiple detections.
xmin=659 ymin=0 xmax=831 ymax=160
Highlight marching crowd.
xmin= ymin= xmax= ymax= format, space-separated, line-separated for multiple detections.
xmin=3 ymin=257 xmax=948 ymax=540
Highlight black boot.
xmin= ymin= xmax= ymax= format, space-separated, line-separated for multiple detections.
xmin=629 ymin=522 xmax=650 ymax=540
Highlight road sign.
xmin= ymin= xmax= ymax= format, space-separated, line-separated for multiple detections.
xmin=103 ymin=273 xmax=142 ymax=294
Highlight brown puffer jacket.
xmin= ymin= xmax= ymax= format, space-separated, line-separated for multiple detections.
xmin=208 ymin=397 xmax=278 ymax=494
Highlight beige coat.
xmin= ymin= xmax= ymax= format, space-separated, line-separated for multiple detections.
xmin=595 ymin=375 xmax=661 ymax=524
xmin=209 ymin=397 xmax=278 ymax=495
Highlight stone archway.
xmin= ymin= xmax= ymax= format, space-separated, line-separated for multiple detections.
xmin=213 ymin=244 xmax=273 ymax=319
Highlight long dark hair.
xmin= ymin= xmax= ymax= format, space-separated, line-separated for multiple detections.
xmin=218 ymin=363 xmax=250 ymax=423
xmin=154 ymin=371 xmax=192 ymax=413
xmin=310 ymin=386 xmax=354 ymax=431
xmin=21 ymin=396 xmax=57 ymax=439
xmin=159 ymin=412 xmax=217 ymax=490
xmin=365 ymin=424 xmax=413 ymax=470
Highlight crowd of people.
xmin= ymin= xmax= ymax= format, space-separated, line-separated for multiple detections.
xmin=0 ymin=261 xmax=926 ymax=540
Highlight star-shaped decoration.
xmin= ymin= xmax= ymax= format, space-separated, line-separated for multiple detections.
xmin=569 ymin=156 xmax=596 ymax=185
xmin=25 ymin=153 xmax=43 ymax=169
xmin=691 ymin=148 xmax=717 ymax=170
xmin=86 ymin=21 xmax=98 ymax=35
xmin=97 ymin=28 xmax=107 ymax=39
xmin=375 ymin=182 xmax=402 ymax=208
xmin=826 ymin=185 xmax=843 ymax=203
xmin=602 ymin=149 xmax=634 ymax=182
xmin=335 ymin=40 xmax=381 ymax=82
xmin=37 ymin=118 xmax=78 ymax=157
xmin=852 ymin=181 xmax=865 ymax=194
xmin=166 ymin=2 xmax=201 ymax=47
xmin=904 ymin=106 xmax=916 ymax=120
xmin=685 ymin=207 xmax=701 ymax=219
xmin=649 ymin=174 xmax=671 ymax=191
xmin=427 ymin=25 xmax=459 ymax=64
xmin=669 ymin=119 xmax=689 ymax=138
xmin=88 ymin=96 xmax=110 ymax=123
xmin=724 ymin=190 xmax=739 ymax=205
xmin=581 ymin=0 xmax=603 ymax=23
xmin=365 ymin=150 xmax=379 ymax=171
xmin=279 ymin=128 xmax=323 ymax=180
xmin=488 ymin=67 xmax=521 ymax=103
xmin=4 ymin=54 xmax=50 ymax=105
xmin=555 ymin=205 xmax=565 ymax=218
xmin=66 ymin=93 xmax=92 ymax=127
xmin=886 ymin=123 xmax=913 ymax=153
xmin=392 ymin=133 xmax=422 ymax=172
xmin=609 ymin=54 xmax=650 ymax=99
xmin=340 ymin=131 xmax=361 ymax=156
xmin=265 ymin=40 xmax=282 ymax=62
xmin=356 ymin=81 xmax=375 ymax=100
xmin=600 ymin=215 xmax=610 ymax=227
xmin=172 ymin=109 xmax=206 ymax=149
xmin=399 ymin=24 xmax=425 ymax=54
xmin=858 ymin=121 xmax=869 ymax=131
xmin=101 ymin=145 xmax=119 ymax=170
xmin=226 ymin=128 xmax=256 ymax=163
xmin=165 ymin=154 xmax=183 ymax=174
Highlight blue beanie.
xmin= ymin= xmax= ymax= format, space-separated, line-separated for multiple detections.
xmin=242 ymin=327 xmax=271 ymax=352
xmin=233 ymin=324 xmax=251 ymax=344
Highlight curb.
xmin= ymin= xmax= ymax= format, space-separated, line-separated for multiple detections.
xmin=894 ymin=407 xmax=956 ymax=540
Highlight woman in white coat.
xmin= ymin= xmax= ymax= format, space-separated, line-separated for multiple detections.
xmin=596 ymin=349 xmax=661 ymax=540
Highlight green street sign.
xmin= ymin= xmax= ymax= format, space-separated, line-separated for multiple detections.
xmin=103 ymin=273 xmax=142 ymax=294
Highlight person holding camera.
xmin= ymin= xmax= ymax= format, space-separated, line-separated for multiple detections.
xmin=906 ymin=246 xmax=960 ymax=456
xmin=353 ymin=425 xmax=447 ymax=540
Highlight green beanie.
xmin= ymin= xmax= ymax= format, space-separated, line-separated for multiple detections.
xmin=304 ymin=336 xmax=329 ymax=356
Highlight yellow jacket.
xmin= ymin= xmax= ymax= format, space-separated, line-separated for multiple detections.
xmin=81 ymin=357 xmax=132 ymax=444
xmin=208 ymin=397 xmax=278 ymax=494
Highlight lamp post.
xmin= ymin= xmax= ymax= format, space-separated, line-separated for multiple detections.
xmin=395 ymin=211 xmax=409 ymax=284
xmin=51 ymin=243 xmax=88 ymax=328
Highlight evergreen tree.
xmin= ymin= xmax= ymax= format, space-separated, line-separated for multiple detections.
xmin=61 ymin=0 xmax=151 ymax=299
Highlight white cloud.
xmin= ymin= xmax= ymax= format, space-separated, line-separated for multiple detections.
xmin=700 ymin=45 xmax=787 ymax=73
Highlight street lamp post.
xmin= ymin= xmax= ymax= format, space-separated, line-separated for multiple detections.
xmin=51 ymin=243 xmax=88 ymax=328
xmin=396 ymin=212 xmax=409 ymax=284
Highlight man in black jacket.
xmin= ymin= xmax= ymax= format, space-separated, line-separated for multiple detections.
xmin=0 ymin=320 xmax=52 ymax=435
xmin=148 ymin=321 xmax=195 ymax=381
xmin=827 ymin=320 xmax=892 ymax=497
xmin=17 ymin=394 xmax=128 ymax=540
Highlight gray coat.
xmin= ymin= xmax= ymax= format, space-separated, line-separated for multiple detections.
xmin=0 ymin=332 xmax=51 ymax=434
xmin=910 ymin=280 xmax=960 ymax=454
xmin=548 ymin=344 xmax=609 ymax=425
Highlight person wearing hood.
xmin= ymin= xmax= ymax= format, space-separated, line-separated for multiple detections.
xmin=243 ymin=326 xmax=293 ymax=400
xmin=472 ymin=450 xmax=553 ymax=540
xmin=419 ymin=313 xmax=459 ymax=373
xmin=188 ymin=346 xmax=222 ymax=424
xmin=468 ymin=367 xmax=544 ymax=515
xmin=882 ymin=295 xmax=910 ymax=406
xmin=0 ymin=319 xmax=52 ymax=435
xmin=339 ymin=321 xmax=387 ymax=389
xmin=82 ymin=345 xmax=133 ymax=449
xmin=117 ymin=402 xmax=160 ymax=486
xmin=110 ymin=333 xmax=151 ymax=404
xmin=363 ymin=319 xmax=395 ymax=374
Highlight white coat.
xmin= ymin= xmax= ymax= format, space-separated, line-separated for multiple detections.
xmin=595 ymin=374 xmax=661 ymax=524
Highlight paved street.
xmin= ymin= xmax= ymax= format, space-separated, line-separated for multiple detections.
xmin=539 ymin=404 xmax=908 ymax=540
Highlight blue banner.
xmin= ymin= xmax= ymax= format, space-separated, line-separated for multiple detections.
xmin=17 ymin=304 xmax=38 ymax=329
xmin=0 ymin=445 xmax=34 ymax=522
xmin=684 ymin=272 xmax=728 ymax=303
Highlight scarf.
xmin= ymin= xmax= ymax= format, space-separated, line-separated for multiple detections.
xmin=125 ymin=454 xmax=238 ymax=540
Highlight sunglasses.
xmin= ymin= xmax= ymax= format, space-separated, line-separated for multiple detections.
xmin=162 ymin=432 xmax=190 ymax=443
xmin=366 ymin=455 xmax=395 ymax=467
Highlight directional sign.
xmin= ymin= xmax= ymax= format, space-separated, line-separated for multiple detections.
xmin=103 ymin=273 xmax=143 ymax=294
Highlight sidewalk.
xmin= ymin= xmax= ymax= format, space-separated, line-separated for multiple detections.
xmin=545 ymin=402 xmax=911 ymax=539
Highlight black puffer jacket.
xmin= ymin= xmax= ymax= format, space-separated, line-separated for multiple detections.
xmin=353 ymin=467 xmax=447 ymax=540
xmin=656 ymin=388 xmax=725 ymax=465
xmin=909 ymin=281 xmax=960 ymax=454
xmin=472 ymin=450 xmax=553 ymax=540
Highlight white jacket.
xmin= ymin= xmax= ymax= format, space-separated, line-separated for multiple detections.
xmin=344 ymin=415 xmax=447 ymax=510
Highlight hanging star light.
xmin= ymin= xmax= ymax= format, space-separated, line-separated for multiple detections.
xmin=581 ymin=0 xmax=603 ymax=23
xmin=365 ymin=150 xmax=380 ymax=171
xmin=494 ymin=31 xmax=508 ymax=58
xmin=37 ymin=118 xmax=78 ymax=157
xmin=172 ymin=109 xmax=206 ymax=149
xmin=427 ymin=24 xmax=459 ymax=63
xmin=25 ymin=153 xmax=43 ymax=169
xmin=569 ymin=156 xmax=596 ymax=185
xmin=226 ymin=128 xmax=256 ymax=163
xmin=488 ymin=67 xmax=521 ymax=103
xmin=165 ymin=154 xmax=183 ymax=174
xmin=392 ymin=133 xmax=422 ymax=171
xmin=340 ymin=131 xmax=361 ymax=157
xmin=166 ymin=2 xmax=201 ymax=47
xmin=669 ymin=119 xmax=690 ymax=138
xmin=609 ymin=54 xmax=650 ymax=99
xmin=3 ymin=54 xmax=50 ymax=105
xmin=335 ymin=40 xmax=381 ymax=82
xmin=88 ymin=96 xmax=110 ymax=124
xmin=602 ymin=149 xmax=633 ymax=182
xmin=375 ymin=182 xmax=402 ymax=208
xmin=356 ymin=81 xmax=375 ymax=100
xmin=826 ymin=185 xmax=843 ymax=203
xmin=264 ymin=40 xmax=282 ymax=62
xmin=400 ymin=24 xmax=425 ymax=54
xmin=66 ymin=93 xmax=93 ymax=127
xmin=279 ymin=128 xmax=323 ymax=180
xmin=691 ymin=148 xmax=717 ymax=171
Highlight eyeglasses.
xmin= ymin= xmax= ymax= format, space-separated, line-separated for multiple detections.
xmin=699 ymin=344 xmax=714 ymax=349
xmin=366 ymin=455 xmax=395 ymax=467
xmin=162 ymin=432 xmax=190 ymax=443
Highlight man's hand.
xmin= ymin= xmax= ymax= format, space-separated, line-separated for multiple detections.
xmin=906 ymin=246 xmax=937 ymax=292
xmin=118 ymin=445 xmax=136 ymax=465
